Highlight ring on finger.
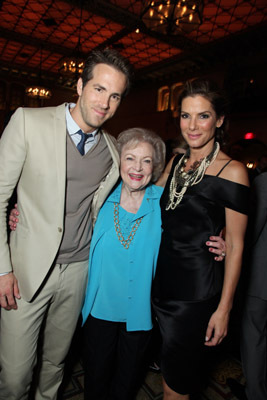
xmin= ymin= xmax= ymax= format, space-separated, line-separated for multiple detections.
xmin=221 ymin=251 xmax=226 ymax=257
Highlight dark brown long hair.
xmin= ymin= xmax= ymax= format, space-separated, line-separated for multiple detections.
xmin=178 ymin=79 xmax=229 ymax=145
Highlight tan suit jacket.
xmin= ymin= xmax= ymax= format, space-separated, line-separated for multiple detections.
xmin=0 ymin=103 xmax=119 ymax=301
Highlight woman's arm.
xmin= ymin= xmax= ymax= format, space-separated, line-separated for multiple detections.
xmin=205 ymin=161 xmax=249 ymax=346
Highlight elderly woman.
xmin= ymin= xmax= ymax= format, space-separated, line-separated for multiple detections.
xmin=81 ymin=127 xmax=165 ymax=400
xmin=153 ymin=79 xmax=250 ymax=400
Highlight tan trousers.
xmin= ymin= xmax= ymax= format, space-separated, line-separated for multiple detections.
xmin=0 ymin=261 xmax=88 ymax=400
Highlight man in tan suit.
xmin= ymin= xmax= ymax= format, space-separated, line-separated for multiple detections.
xmin=0 ymin=48 xmax=132 ymax=400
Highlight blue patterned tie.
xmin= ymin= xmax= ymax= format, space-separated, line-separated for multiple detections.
xmin=76 ymin=130 xmax=93 ymax=155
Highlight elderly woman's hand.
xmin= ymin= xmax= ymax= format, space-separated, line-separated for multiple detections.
xmin=8 ymin=204 xmax=19 ymax=231
xmin=206 ymin=230 xmax=226 ymax=262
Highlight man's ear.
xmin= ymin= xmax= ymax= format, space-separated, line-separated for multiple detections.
xmin=77 ymin=77 xmax=83 ymax=96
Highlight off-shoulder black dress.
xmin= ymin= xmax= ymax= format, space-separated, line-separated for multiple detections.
xmin=152 ymin=156 xmax=249 ymax=395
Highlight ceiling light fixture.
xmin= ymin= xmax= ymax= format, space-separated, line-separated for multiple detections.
xmin=141 ymin=0 xmax=203 ymax=35
xmin=26 ymin=47 xmax=52 ymax=99
xmin=25 ymin=86 xmax=52 ymax=98
xmin=59 ymin=0 xmax=84 ymax=76
xmin=60 ymin=59 xmax=84 ymax=75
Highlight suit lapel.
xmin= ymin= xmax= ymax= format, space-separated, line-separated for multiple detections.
xmin=54 ymin=103 xmax=67 ymax=212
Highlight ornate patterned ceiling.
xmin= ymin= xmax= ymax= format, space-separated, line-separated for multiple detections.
xmin=0 ymin=0 xmax=266 ymax=90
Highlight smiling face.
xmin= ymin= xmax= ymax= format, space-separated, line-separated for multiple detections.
xmin=72 ymin=63 xmax=127 ymax=133
xmin=180 ymin=95 xmax=224 ymax=150
xmin=120 ymin=142 xmax=154 ymax=192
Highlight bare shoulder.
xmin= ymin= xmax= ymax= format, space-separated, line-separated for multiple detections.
xmin=220 ymin=158 xmax=249 ymax=187
xmin=156 ymin=155 xmax=176 ymax=188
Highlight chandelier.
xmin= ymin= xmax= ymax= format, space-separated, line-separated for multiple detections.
xmin=25 ymin=86 xmax=52 ymax=99
xmin=59 ymin=58 xmax=84 ymax=75
xmin=26 ymin=47 xmax=52 ymax=99
xmin=59 ymin=1 xmax=85 ymax=76
xmin=141 ymin=0 xmax=203 ymax=35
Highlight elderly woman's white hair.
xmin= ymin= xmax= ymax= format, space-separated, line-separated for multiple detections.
xmin=117 ymin=127 xmax=166 ymax=183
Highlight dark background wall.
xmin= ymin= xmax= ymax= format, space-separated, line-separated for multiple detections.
xmin=105 ymin=84 xmax=267 ymax=145
xmin=1 ymin=69 xmax=266 ymax=155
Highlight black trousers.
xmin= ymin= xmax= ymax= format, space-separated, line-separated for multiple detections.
xmin=241 ymin=295 xmax=267 ymax=400
xmin=83 ymin=315 xmax=152 ymax=400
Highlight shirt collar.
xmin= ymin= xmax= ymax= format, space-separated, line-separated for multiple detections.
xmin=65 ymin=103 xmax=98 ymax=137
xmin=108 ymin=181 xmax=161 ymax=203
xmin=107 ymin=181 xmax=162 ymax=220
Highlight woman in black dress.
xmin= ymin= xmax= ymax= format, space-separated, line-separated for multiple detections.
xmin=153 ymin=79 xmax=249 ymax=400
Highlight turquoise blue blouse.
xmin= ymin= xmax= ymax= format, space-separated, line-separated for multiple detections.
xmin=82 ymin=181 xmax=163 ymax=331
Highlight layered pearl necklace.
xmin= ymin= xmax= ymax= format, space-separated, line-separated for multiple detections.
xmin=166 ymin=141 xmax=220 ymax=210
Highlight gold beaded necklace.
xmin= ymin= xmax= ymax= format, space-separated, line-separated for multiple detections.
xmin=166 ymin=142 xmax=220 ymax=210
xmin=113 ymin=202 xmax=143 ymax=249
